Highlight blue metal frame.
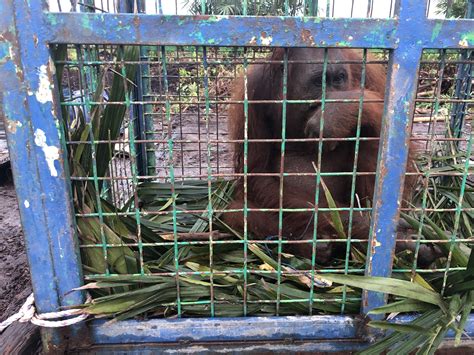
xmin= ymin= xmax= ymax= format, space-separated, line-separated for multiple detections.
xmin=363 ymin=1 xmax=425 ymax=315
xmin=42 ymin=14 xmax=473 ymax=49
xmin=0 ymin=1 xmax=85 ymax=351
xmin=0 ymin=0 xmax=473 ymax=351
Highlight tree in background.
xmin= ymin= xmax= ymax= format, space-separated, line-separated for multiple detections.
xmin=183 ymin=0 xmax=306 ymax=16
xmin=436 ymin=0 xmax=469 ymax=18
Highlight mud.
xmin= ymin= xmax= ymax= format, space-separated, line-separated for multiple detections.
xmin=0 ymin=168 xmax=31 ymax=321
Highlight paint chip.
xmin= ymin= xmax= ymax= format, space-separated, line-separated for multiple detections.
xmin=260 ymin=35 xmax=273 ymax=46
xmin=459 ymin=38 xmax=469 ymax=47
xmin=35 ymin=65 xmax=53 ymax=104
xmin=34 ymin=128 xmax=60 ymax=177
xmin=24 ymin=200 xmax=30 ymax=208
xmin=6 ymin=120 xmax=22 ymax=133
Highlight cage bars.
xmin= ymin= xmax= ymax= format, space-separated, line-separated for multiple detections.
xmin=242 ymin=47 xmax=250 ymax=316
xmin=409 ymin=49 xmax=448 ymax=283
xmin=341 ymin=49 xmax=368 ymax=313
xmin=362 ymin=0 xmax=426 ymax=315
xmin=307 ymin=48 xmax=329 ymax=315
xmin=0 ymin=0 xmax=473 ymax=351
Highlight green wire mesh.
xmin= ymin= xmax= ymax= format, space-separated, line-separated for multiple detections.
xmin=50 ymin=0 xmax=472 ymax=320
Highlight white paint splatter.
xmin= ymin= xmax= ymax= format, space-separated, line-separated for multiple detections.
xmin=8 ymin=46 xmax=15 ymax=62
xmin=24 ymin=200 xmax=30 ymax=208
xmin=35 ymin=65 xmax=53 ymax=104
xmin=459 ymin=38 xmax=469 ymax=47
xmin=6 ymin=120 xmax=22 ymax=133
xmin=212 ymin=15 xmax=229 ymax=21
xmin=260 ymin=35 xmax=273 ymax=46
xmin=34 ymin=128 xmax=60 ymax=177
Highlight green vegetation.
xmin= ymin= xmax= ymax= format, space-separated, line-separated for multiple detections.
xmin=436 ymin=0 xmax=469 ymax=18
xmin=183 ymin=0 xmax=306 ymax=16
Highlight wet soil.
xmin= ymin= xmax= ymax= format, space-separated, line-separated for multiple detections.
xmin=0 ymin=167 xmax=32 ymax=322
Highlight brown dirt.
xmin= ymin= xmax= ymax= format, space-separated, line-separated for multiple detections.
xmin=0 ymin=169 xmax=31 ymax=322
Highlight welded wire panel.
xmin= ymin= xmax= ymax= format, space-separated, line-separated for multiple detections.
xmin=142 ymin=46 xmax=237 ymax=181
xmin=56 ymin=43 xmax=393 ymax=318
xmin=395 ymin=48 xmax=473 ymax=286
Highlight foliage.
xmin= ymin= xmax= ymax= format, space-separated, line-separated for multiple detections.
xmin=55 ymin=44 xmax=141 ymax=274
xmin=183 ymin=0 xmax=306 ymax=16
xmin=325 ymin=251 xmax=474 ymax=354
xmin=436 ymin=0 xmax=469 ymax=18
xmin=352 ymin=105 xmax=474 ymax=353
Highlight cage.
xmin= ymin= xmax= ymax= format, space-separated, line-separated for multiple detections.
xmin=0 ymin=0 xmax=473 ymax=353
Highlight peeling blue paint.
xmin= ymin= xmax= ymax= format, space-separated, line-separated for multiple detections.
xmin=364 ymin=0 xmax=426 ymax=317
xmin=43 ymin=14 xmax=400 ymax=48
xmin=0 ymin=0 xmax=85 ymax=350
xmin=87 ymin=314 xmax=474 ymax=346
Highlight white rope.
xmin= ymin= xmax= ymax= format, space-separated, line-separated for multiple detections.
xmin=0 ymin=293 xmax=89 ymax=333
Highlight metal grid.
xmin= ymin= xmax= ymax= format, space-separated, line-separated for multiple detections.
xmin=1 ymin=0 xmax=473 ymax=351
xmin=58 ymin=43 xmax=395 ymax=318
xmin=395 ymin=48 xmax=473 ymax=283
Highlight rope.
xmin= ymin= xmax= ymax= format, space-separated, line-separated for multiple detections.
xmin=0 ymin=293 xmax=89 ymax=333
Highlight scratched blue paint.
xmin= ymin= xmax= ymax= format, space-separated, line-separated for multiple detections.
xmin=89 ymin=316 xmax=359 ymax=344
xmin=11 ymin=0 xmax=84 ymax=310
xmin=0 ymin=0 xmax=84 ymax=350
xmin=44 ymin=14 xmax=399 ymax=48
xmin=1 ymin=0 xmax=474 ymax=351
xmin=72 ymin=342 xmax=366 ymax=353
xmin=363 ymin=0 xmax=425 ymax=316
xmin=87 ymin=314 xmax=474 ymax=348
xmin=42 ymin=14 xmax=474 ymax=49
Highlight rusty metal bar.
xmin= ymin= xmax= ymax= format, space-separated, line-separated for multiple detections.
xmin=363 ymin=0 xmax=426 ymax=315
xmin=0 ymin=0 xmax=85 ymax=352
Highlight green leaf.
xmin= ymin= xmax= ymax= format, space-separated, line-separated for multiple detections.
xmin=361 ymin=310 xmax=443 ymax=354
xmin=368 ymin=321 xmax=434 ymax=335
xmin=455 ymin=291 xmax=474 ymax=346
xmin=321 ymin=274 xmax=446 ymax=309
xmin=316 ymin=166 xmax=346 ymax=239
xmin=387 ymin=333 xmax=428 ymax=355
xmin=369 ymin=299 xmax=435 ymax=315
xmin=400 ymin=213 xmax=468 ymax=267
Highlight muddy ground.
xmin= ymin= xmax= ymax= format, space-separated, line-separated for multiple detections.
xmin=0 ymin=164 xmax=31 ymax=321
